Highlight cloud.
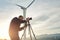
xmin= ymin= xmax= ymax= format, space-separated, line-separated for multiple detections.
xmin=31 ymin=5 xmax=60 ymax=25
xmin=30 ymin=0 xmax=60 ymax=34
xmin=49 ymin=26 xmax=60 ymax=30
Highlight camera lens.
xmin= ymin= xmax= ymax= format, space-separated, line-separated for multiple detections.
xmin=29 ymin=18 xmax=32 ymax=20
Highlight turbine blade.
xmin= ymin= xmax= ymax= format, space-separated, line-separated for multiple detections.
xmin=27 ymin=0 xmax=35 ymax=8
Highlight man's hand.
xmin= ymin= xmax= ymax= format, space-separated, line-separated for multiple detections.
xmin=26 ymin=17 xmax=30 ymax=22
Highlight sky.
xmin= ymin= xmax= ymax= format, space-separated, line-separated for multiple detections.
xmin=0 ymin=0 xmax=60 ymax=40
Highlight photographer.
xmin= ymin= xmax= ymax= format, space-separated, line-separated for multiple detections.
xmin=9 ymin=15 xmax=29 ymax=40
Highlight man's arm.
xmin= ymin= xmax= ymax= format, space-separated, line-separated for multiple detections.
xmin=21 ymin=20 xmax=27 ymax=23
xmin=19 ymin=23 xmax=27 ymax=31
xmin=19 ymin=18 xmax=29 ymax=31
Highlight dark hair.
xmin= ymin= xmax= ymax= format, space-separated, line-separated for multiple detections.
xmin=19 ymin=15 xmax=23 ymax=18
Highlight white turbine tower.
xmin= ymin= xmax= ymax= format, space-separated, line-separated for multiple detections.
xmin=16 ymin=0 xmax=37 ymax=40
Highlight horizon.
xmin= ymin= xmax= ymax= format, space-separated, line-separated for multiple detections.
xmin=0 ymin=33 xmax=60 ymax=40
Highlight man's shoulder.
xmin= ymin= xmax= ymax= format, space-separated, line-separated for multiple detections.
xmin=11 ymin=17 xmax=19 ymax=21
xmin=13 ymin=17 xmax=18 ymax=19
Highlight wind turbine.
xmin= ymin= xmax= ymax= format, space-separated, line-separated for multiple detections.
xmin=16 ymin=0 xmax=35 ymax=18
xmin=16 ymin=0 xmax=36 ymax=40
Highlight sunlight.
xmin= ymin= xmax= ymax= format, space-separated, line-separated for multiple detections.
xmin=0 ymin=22 xmax=10 ymax=40
xmin=0 ymin=20 xmax=30 ymax=40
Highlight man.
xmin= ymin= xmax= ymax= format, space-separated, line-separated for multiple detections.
xmin=9 ymin=15 xmax=28 ymax=40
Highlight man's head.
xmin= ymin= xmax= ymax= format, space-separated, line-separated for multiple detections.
xmin=19 ymin=15 xmax=24 ymax=20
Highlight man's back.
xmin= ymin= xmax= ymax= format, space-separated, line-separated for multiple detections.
xmin=9 ymin=17 xmax=21 ymax=40
xmin=9 ymin=17 xmax=21 ymax=31
xmin=9 ymin=17 xmax=27 ymax=40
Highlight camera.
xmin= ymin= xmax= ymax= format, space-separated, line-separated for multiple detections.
xmin=26 ymin=17 xmax=32 ymax=20
xmin=29 ymin=17 xmax=32 ymax=20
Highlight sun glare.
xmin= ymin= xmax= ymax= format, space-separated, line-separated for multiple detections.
xmin=0 ymin=21 xmax=30 ymax=40
xmin=0 ymin=21 xmax=10 ymax=40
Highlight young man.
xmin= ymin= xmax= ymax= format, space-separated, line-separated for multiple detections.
xmin=9 ymin=15 xmax=28 ymax=40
